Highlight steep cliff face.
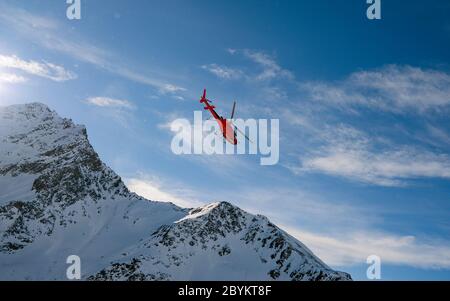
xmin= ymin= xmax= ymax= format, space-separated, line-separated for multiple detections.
xmin=0 ymin=103 xmax=135 ymax=253
xmin=0 ymin=103 xmax=351 ymax=281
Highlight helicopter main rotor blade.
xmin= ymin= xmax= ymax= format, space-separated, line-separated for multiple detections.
xmin=230 ymin=101 xmax=236 ymax=120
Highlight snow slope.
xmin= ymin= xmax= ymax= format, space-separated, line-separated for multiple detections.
xmin=0 ymin=103 xmax=351 ymax=281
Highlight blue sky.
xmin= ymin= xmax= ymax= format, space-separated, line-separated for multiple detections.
xmin=1 ymin=0 xmax=450 ymax=280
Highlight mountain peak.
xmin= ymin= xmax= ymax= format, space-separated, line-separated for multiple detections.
xmin=91 ymin=199 xmax=351 ymax=281
xmin=177 ymin=201 xmax=235 ymax=222
xmin=15 ymin=102 xmax=51 ymax=111
xmin=1 ymin=101 xmax=51 ymax=111
xmin=1 ymin=102 xmax=52 ymax=120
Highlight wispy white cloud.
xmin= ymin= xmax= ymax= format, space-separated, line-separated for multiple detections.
xmin=0 ymin=4 xmax=57 ymax=31
xmin=284 ymin=226 xmax=450 ymax=269
xmin=85 ymin=97 xmax=134 ymax=109
xmin=226 ymin=48 xmax=237 ymax=55
xmin=260 ymin=86 xmax=288 ymax=100
xmin=0 ymin=4 xmax=185 ymax=94
xmin=114 ymin=65 xmax=186 ymax=94
xmin=292 ymin=125 xmax=450 ymax=186
xmin=235 ymin=187 xmax=450 ymax=270
xmin=426 ymin=124 xmax=450 ymax=146
xmin=0 ymin=72 xmax=27 ymax=83
xmin=159 ymin=83 xmax=186 ymax=94
xmin=124 ymin=174 xmax=203 ymax=208
xmin=201 ymin=63 xmax=244 ymax=80
xmin=233 ymin=187 xmax=377 ymax=232
xmin=302 ymin=65 xmax=450 ymax=113
xmin=242 ymin=49 xmax=294 ymax=81
xmin=0 ymin=54 xmax=76 ymax=82
xmin=203 ymin=49 xmax=294 ymax=84
xmin=273 ymin=64 xmax=450 ymax=186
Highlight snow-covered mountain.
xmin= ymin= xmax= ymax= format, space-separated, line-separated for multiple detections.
xmin=0 ymin=103 xmax=351 ymax=281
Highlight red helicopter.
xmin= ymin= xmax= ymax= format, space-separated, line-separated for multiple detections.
xmin=199 ymin=89 xmax=250 ymax=145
